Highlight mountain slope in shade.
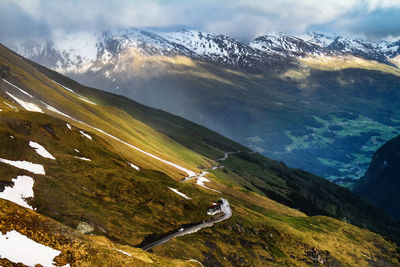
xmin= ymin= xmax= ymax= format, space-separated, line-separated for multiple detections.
xmin=1 ymin=43 xmax=400 ymax=266
xmin=354 ymin=135 xmax=400 ymax=219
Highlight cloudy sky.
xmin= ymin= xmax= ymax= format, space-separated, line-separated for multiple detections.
xmin=1 ymin=0 xmax=400 ymax=43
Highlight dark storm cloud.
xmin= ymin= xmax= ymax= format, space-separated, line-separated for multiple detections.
xmin=1 ymin=0 xmax=400 ymax=42
xmin=309 ymin=4 xmax=400 ymax=40
xmin=0 ymin=1 xmax=51 ymax=43
xmin=349 ymin=8 xmax=400 ymax=39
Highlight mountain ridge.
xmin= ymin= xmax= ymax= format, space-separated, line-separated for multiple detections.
xmin=9 ymin=28 xmax=400 ymax=74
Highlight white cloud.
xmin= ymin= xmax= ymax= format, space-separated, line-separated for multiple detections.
xmin=367 ymin=0 xmax=400 ymax=11
xmin=1 ymin=0 xmax=400 ymax=41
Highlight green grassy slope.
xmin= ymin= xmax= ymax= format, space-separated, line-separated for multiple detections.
xmin=219 ymin=152 xmax=400 ymax=244
xmin=0 ymin=108 xmax=217 ymax=246
xmin=1 ymin=43 xmax=399 ymax=266
xmin=0 ymin=199 xmax=199 ymax=267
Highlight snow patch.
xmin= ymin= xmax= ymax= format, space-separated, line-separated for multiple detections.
xmin=196 ymin=171 xmax=221 ymax=193
xmin=128 ymin=162 xmax=140 ymax=171
xmin=54 ymin=81 xmax=97 ymax=105
xmin=197 ymin=176 xmax=210 ymax=187
xmin=74 ymin=156 xmax=91 ymax=161
xmin=46 ymin=105 xmax=73 ymax=119
xmin=168 ymin=187 xmax=191 ymax=200
xmin=0 ymin=175 xmax=34 ymax=210
xmin=29 ymin=141 xmax=55 ymax=160
xmin=188 ymin=259 xmax=204 ymax=266
xmin=78 ymin=97 xmax=97 ymax=105
xmin=115 ymin=249 xmax=132 ymax=257
xmin=55 ymin=81 xmax=75 ymax=93
xmin=3 ymin=79 xmax=43 ymax=113
xmin=3 ymin=101 xmax=17 ymax=110
xmin=74 ymin=149 xmax=80 ymax=153
xmin=2 ymin=79 xmax=33 ymax=97
xmin=79 ymin=130 xmax=92 ymax=140
xmin=5 ymin=92 xmax=43 ymax=113
xmin=66 ymin=123 xmax=72 ymax=130
xmin=0 ymin=158 xmax=45 ymax=175
xmin=0 ymin=230 xmax=68 ymax=267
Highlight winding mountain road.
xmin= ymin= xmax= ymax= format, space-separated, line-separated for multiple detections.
xmin=180 ymin=150 xmax=240 ymax=192
xmin=142 ymin=198 xmax=231 ymax=251
xmin=215 ymin=151 xmax=240 ymax=161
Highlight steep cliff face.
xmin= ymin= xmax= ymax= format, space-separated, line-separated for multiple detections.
xmin=354 ymin=135 xmax=400 ymax=219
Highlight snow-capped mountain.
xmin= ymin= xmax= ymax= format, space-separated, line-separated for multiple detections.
xmin=153 ymin=30 xmax=281 ymax=70
xmin=12 ymin=31 xmax=98 ymax=73
xmin=12 ymin=29 xmax=291 ymax=74
xmin=249 ymin=32 xmax=328 ymax=57
xmin=96 ymin=29 xmax=284 ymax=71
xmin=250 ymin=31 xmax=400 ymax=62
xmin=10 ymin=29 xmax=400 ymax=76
xmin=302 ymin=32 xmax=400 ymax=61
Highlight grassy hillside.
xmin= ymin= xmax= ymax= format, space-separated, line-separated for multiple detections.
xmin=153 ymin=208 xmax=400 ymax=266
xmin=1 ymin=43 xmax=400 ymax=266
xmin=0 ymin=199 xmax=198 ymax=266
xmin=0 ymin=108 xmax=217 ymax=246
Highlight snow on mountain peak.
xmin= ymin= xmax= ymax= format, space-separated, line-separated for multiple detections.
xmin=155 ymin=29 xmax=247 ymax=58
xmin=250 ymin=31 xmax=326 ymax=56
xmin=9 ymin=28 xmax=400 ymax=76
xmin=52 ymin=31 xmax=98 ymax=62
xmin=298 ymin=32 xmax=337 ymax=47
xmin=250 ymin=31 xmax=400 ymax=61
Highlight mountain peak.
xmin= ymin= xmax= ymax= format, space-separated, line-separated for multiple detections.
xmin=250 ymin=31 xmax=325 ymax=56
xmin=298 ymin=31 xmax=338 ymax=46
